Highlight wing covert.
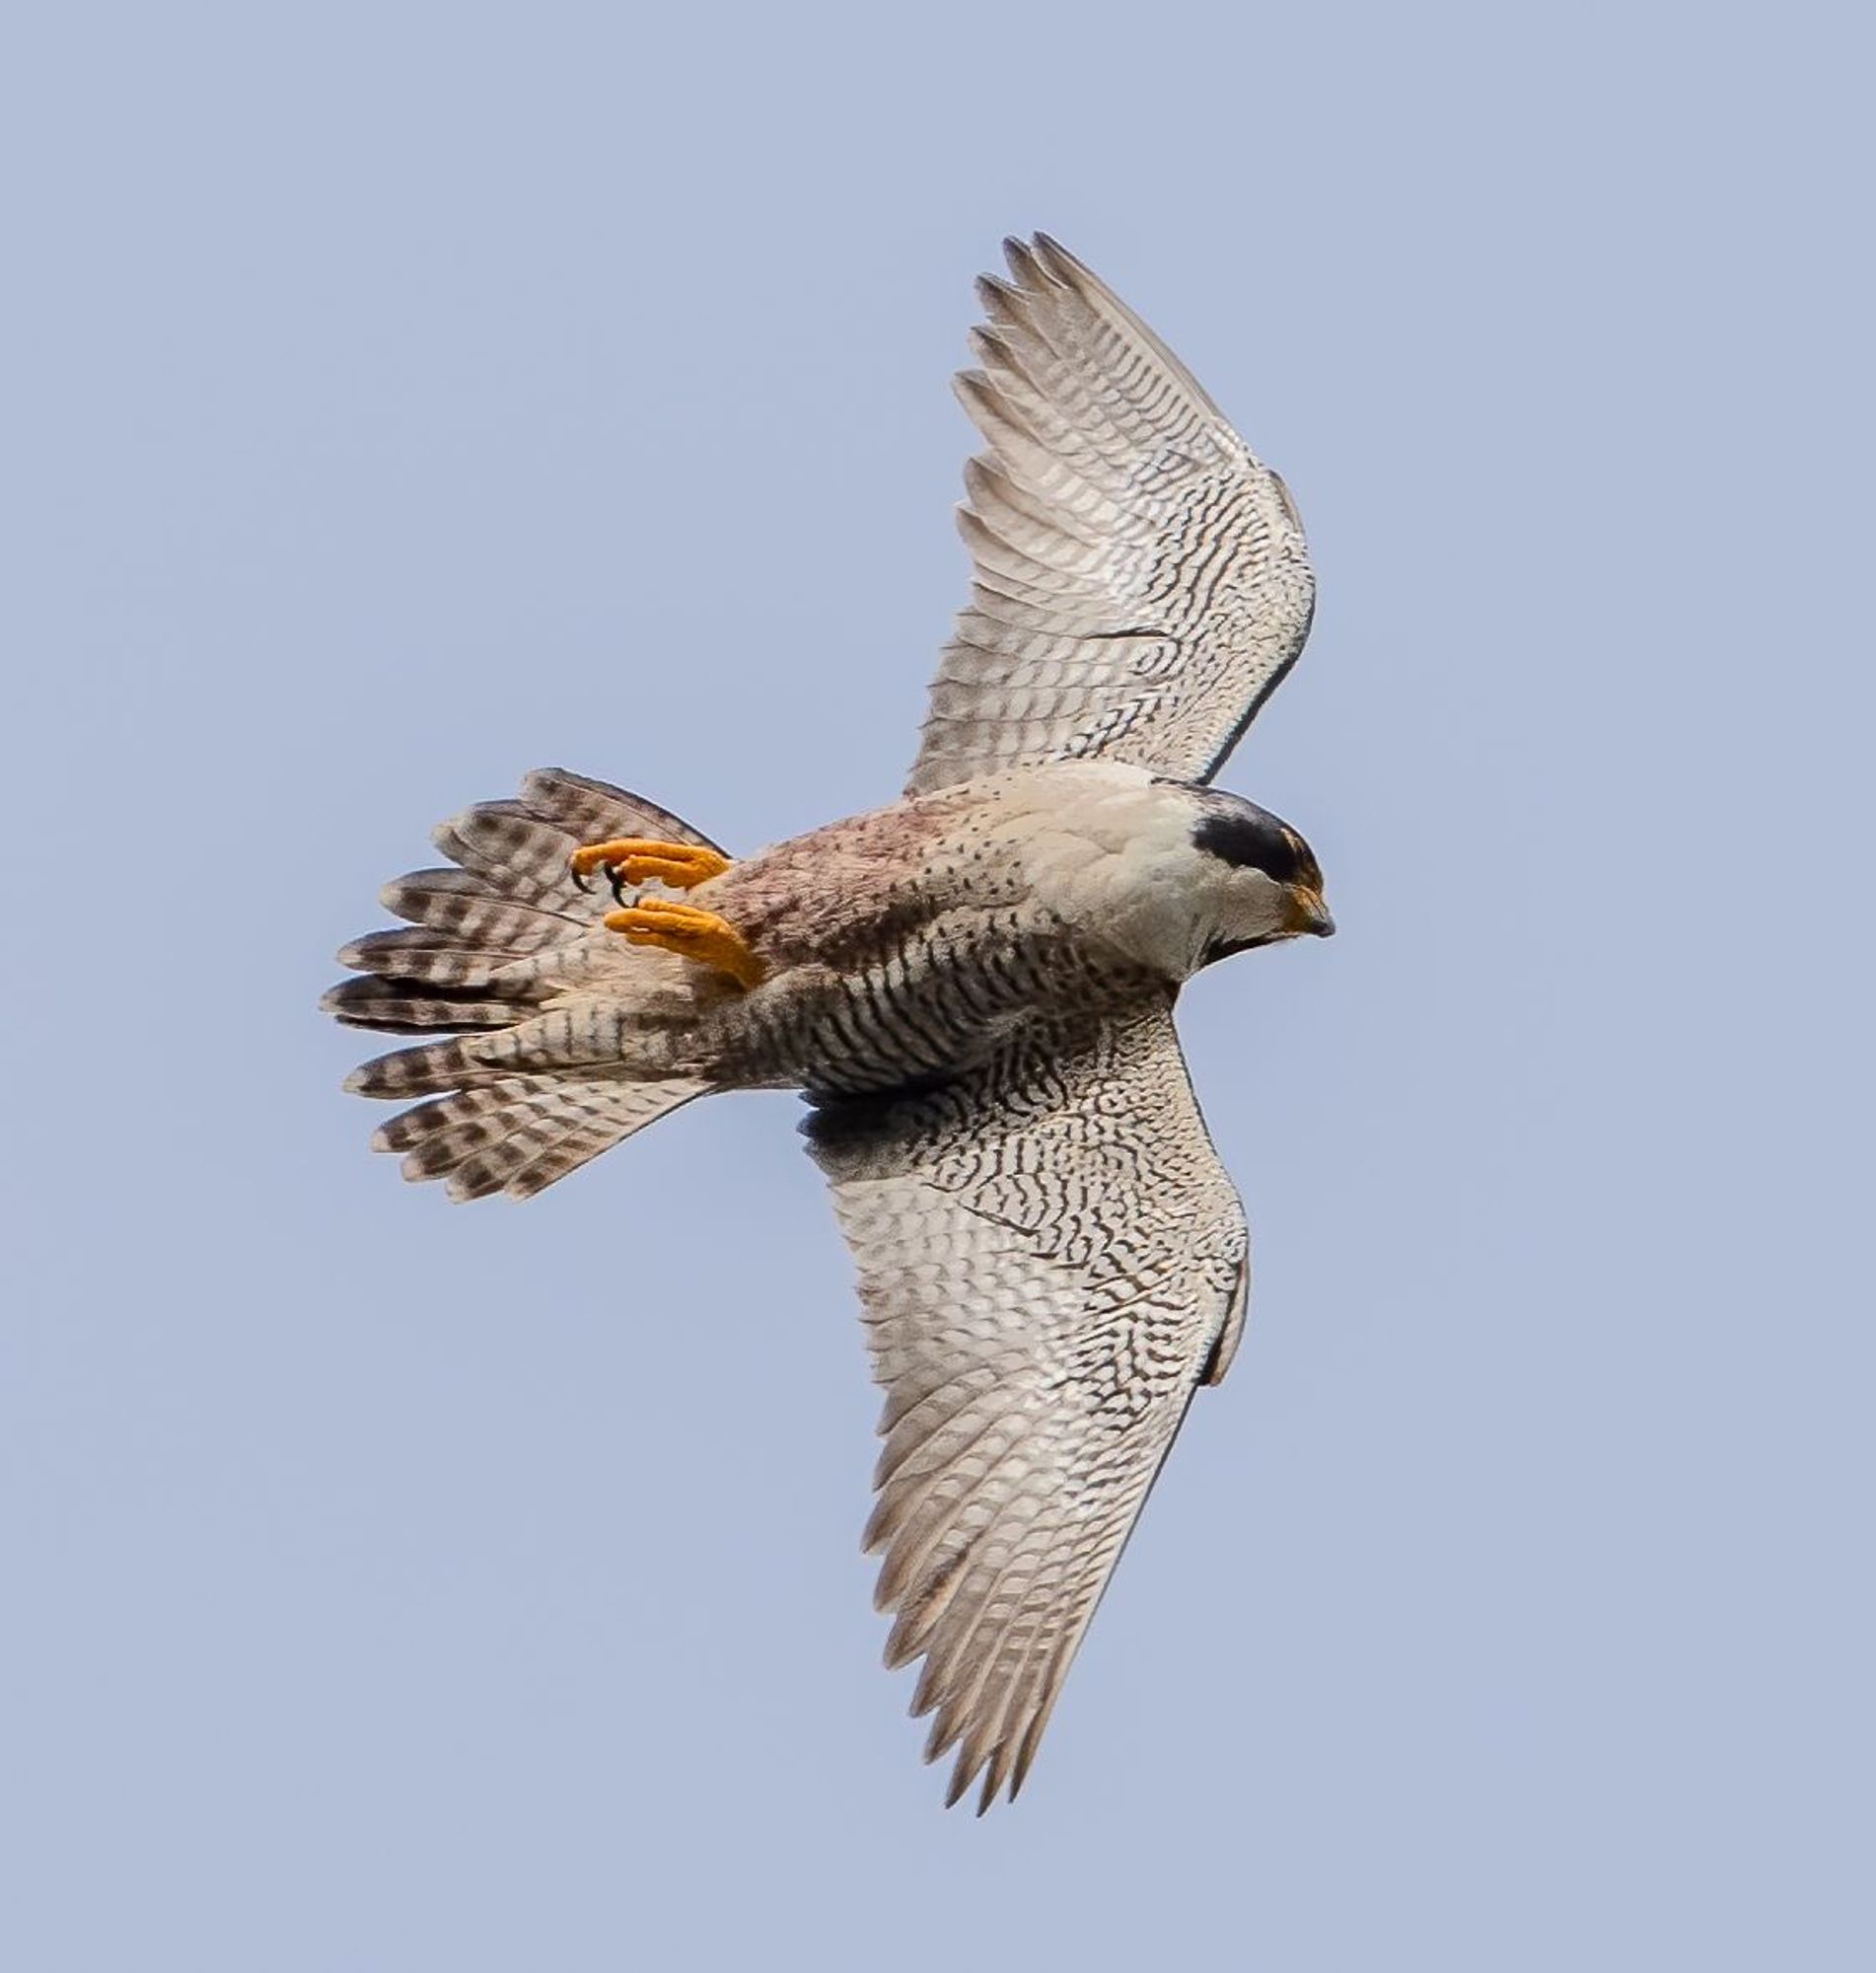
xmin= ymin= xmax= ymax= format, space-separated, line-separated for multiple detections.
xmin=907 ymin=234 xmax=1316 ymax=795
xmin=804 ymin=1000 xmax=1248 ymax=1810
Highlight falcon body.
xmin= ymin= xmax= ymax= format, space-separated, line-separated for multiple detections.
xmin=326 ymin=236 xmax=1333 ymax=1809
xmin=613 ymin=763 xmax=1330 ymax=1098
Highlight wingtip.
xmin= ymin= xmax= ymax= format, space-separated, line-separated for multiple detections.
xmin=1029 ymin=229 xmax=1077 ymax=271
xmin=1008 ymin=1730 xmax=1042 ymax=1802
xmin=1001 ymin=234 xmax=1043 ymax=287
xmin=1032 ymin=232 xmax=1105 ymax=309
xmin=974 ymin=270 xmax=1020 ymax=316
xmin=967 ymin=323 xmax=1011 ymax=369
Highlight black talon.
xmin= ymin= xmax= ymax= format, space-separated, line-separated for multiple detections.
xmin=608 ymin=866 xmax=632 ymax=907
xmin=571 ymin=861 xmax=594 ymax=894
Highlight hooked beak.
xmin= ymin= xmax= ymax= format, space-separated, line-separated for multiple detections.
xmin=1287 ymin=888 xmax=1336 ymax=938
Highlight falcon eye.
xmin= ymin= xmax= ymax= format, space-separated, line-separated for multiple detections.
xmin=1191 ymin=805 xmax=1303 ymax=885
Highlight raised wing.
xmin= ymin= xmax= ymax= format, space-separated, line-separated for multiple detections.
xmin=908 ymin=234 xmax=1315 ymax=796
xmin=804 ymin=1000 xmax=1249 ymax=1810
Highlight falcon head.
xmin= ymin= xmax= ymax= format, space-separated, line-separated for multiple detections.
xmin=1189 ymin=790 xmax=1335 ymax=964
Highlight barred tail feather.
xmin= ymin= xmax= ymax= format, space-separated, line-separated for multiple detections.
xmin=369 ymin=1074 xmax=707 ymax=1202
xmin=326 ymin=767 xmax=724 ymax=1200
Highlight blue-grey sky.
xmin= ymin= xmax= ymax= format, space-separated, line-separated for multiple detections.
xmin=4 ymin=4 xmax=1870 ymax=1968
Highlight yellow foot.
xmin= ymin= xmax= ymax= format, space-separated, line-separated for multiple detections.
xmin=603 ymin=896 xmax=765 ymax=989
xmin=570 ymin=838 xmax=732 ymax=899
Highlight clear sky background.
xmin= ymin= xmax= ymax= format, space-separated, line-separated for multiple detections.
xmin=4 ymin=4 xmax=1870 ymax=1968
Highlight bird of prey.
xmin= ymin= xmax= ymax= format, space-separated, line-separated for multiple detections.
xmin=326 ymin=234 xmax=1330 ymax=1811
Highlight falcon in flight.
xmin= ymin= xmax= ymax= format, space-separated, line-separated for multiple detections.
xmin=326 ymin=235 xmax=1331 ymax=1811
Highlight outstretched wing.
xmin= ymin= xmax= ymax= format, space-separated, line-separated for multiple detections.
xmin=804 ymin=1000 xmax=1249 ymax=1810
xmin=908 ymin=234 xmax=1315 ymax=796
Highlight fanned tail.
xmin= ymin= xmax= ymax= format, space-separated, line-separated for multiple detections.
xmin=325 ymin=768 xmax=722 ymax=1200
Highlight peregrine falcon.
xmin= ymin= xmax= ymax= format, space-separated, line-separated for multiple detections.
xmin=326 ymin=235 xmax=1331 ymax=1810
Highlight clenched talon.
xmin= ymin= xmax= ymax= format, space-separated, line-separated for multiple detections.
xmin=603 ymin=896 xmax=765 ymax=989
xmin=570 ymin=838 xmax=732 ymax=897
